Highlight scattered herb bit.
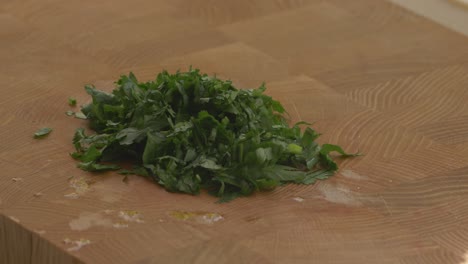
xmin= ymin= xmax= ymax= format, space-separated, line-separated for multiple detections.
xmin=63 ymin=238 xmax=91 ymax=252
xmin=71 ymin=69 xmax=358 ymax=201
xmin=113 ymin=222 xmax=129 ymax=229
xmin=118 ymin=169 xmax=134 ymax=175
xmin=68 ymin=97 xmax=77 ymax=106
xmin=66 ymin=110 xmax=75 ymax=116
xmin=64 ymin=193 xmax=79 ymax=199
xmin=122 ymin=175 xmax=129 ymax=183
xmin=293 ymin=197 xmax=305 ymax=202
xmin=118 ymin=210 xmax=144 ymax=223
xmin=169 ymin=211 xmax=223 ymax=224
xmin=34 ymin=127 xmax=52 ymax=139
xmin=74 ymin=112 xmax=87 ymax=119
xmin=118 ymin=168 xmax=142 ymax=183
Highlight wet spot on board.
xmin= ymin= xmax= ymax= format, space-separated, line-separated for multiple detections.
xmin=92 ymin=179 xmax=125 ymax=203
xmin=69 ymin=212 xmax=113 ymax=231
xmin=103 ymin=209 xmax=115 ymax=215
xmin=91 ymin=175 xmax=147 ymax=204
xmin=113 ymin=222 xmax=129 ymax=229
xmin=315 ymin=183 xmax=362 ymax=206
xmin=169 ymin=211 xmax=224 ymax=224
xmin=96 ymin=191 xmax=121 ymax=203
xmin=340 ymin=170 xmax=368 ymax=180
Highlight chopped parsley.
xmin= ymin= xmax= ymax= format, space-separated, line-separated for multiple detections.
xmin=72 ymin=69 xmax=357 ymax=201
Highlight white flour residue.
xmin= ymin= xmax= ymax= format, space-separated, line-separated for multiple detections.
xmin=69 ymin=212 xmax=112 ymax=231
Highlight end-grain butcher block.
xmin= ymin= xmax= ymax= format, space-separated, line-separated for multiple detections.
xmin=1 ymin=1 xmax=468 ymax=263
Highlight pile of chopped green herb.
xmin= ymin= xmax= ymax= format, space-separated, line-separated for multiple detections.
xmin=72 ymin=69 xmax=356 ymax=201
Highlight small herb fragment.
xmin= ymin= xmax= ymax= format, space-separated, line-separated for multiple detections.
xmin=34 ymin=127 xmax=52 ymax=139
xmin=74 ymin=112 xmax=87 ymax=119
xmin=66 ymin=110 xmax=75 ymax=116
xmin=72 ymin=69 xmax=358 ymax=201
xmin=68 ymin=97 xmax=77 ymax=106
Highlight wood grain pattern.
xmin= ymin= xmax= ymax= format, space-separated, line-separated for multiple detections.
xmin=1 ymin=1 xmax=468 ymax=263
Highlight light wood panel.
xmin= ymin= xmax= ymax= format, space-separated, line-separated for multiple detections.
xmin=1 ymin=1 xmax=468 ymax=263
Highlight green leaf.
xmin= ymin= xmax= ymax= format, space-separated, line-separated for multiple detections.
xmin=142 ymin=132 xmax=165 ymax=164
xmin=118 ymin=169 xmax=135 ymax=175
xmin=320 ymin=144 xmax=359 ymax=157
xmin=118 ymin=166 xmax=149 ymax=177
xmin=116 ymin=127 xmax=146 ymax=145
xmin=198 ymin=158 xmax=223 ymax=170
xmin=66 ymin=110 xmax=75 ymax=116
xmin=77 ymin=145 xmax=102 ymax=163
xmin=302 ymin=170 xmax=334 ymax=184
xmin=68 ymin=97 xmax=77 ymax=106
xmin=256 ymin=178 xmax=279 ymax=190
xmin=318 ymin=144 xmax=360 ymax=171
xmin=255 ymin=147 xmax=274 ymax=164
xmin=287 ymin=143 xmax=303 ymax=154
xmin=34 ymin=127 xmax=52 ymax=139
xmin=78 ymin=161 xmax=120 ymax=171
xmin=216 ymin=191 xmax=242 ymax=203
xmin=264 ymin=165 xmax=308 ymax=184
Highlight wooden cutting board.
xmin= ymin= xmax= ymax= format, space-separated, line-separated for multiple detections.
xmin=2 ymin=1 xmax=468 ymax=263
